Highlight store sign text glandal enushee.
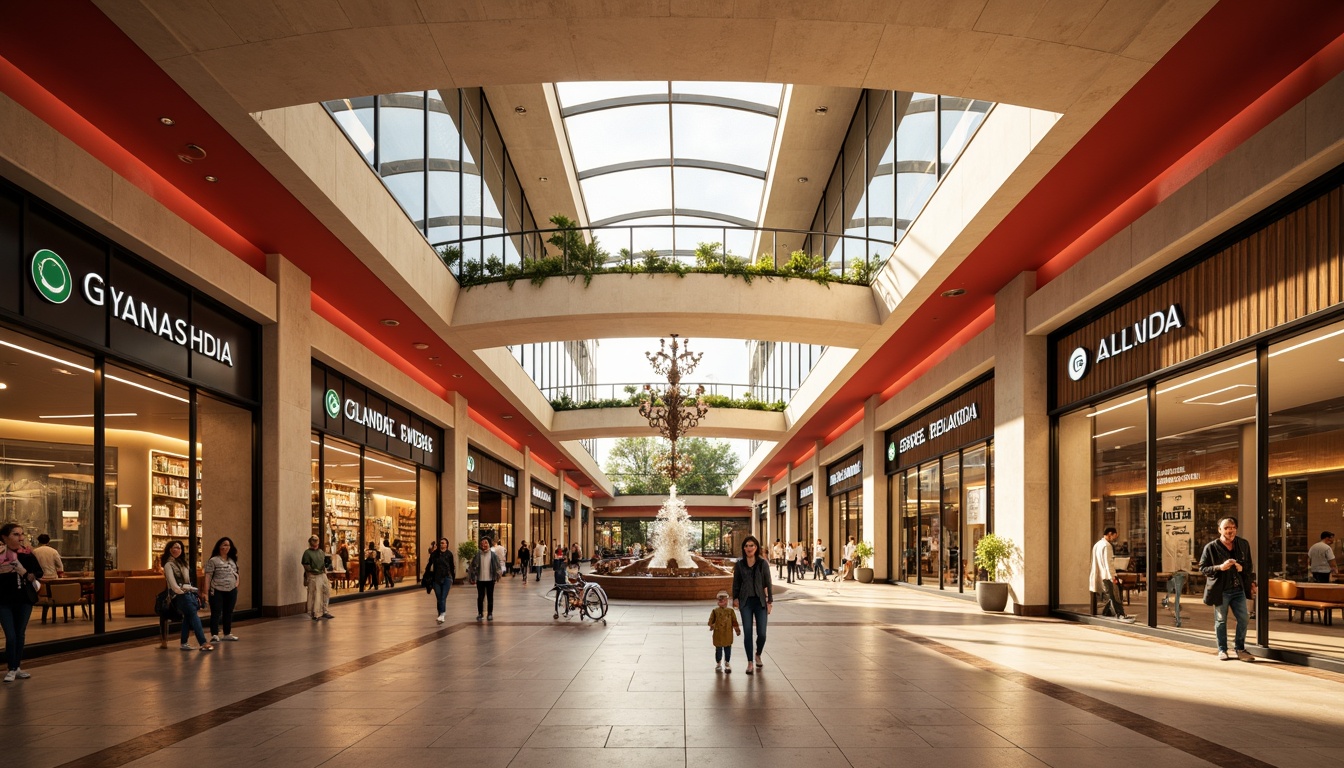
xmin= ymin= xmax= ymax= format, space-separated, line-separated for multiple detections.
xmin=327 ymin=388 xmax=435 ymax=455
xmin=32 ymin=248 xmax=235 ymax=366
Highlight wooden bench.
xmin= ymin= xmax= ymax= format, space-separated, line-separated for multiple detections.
xmin=1267 ymin=579 xmax=1339 ymax=625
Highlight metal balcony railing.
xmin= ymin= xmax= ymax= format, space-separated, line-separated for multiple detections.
xmin=434 ymin=224 xmax=895 ymax=288
xmin=543 ymin=381 xmax=791 ymax=409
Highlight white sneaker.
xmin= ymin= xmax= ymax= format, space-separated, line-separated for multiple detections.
xmin=437 ymin=614 xmax=445 ymax=624
xmin=180 ymin=644 xmax=194 ymax=651
xmin=210 ymin=635 xmax=220 ymax=643
xmin=724 ymin=662 xmax=731 ymax=673
xmin=14 ymin=669 xmax=30 ymax=679
xmin=222 ymin=635 xmax=239 ymax=641
xmin=715 ymin=662 xmax=722 ymax=672
xmin=3 ymin=670 xmax=16 ymax=683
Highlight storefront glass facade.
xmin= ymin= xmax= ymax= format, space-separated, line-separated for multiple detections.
xmin=310 ymin=363 xmax=442 ymax=595
xmin=466 ymin=449 xmax=518 ymax=566
xmin=826 ymin=452 xmax=863 ymax=568
xmin=1052 ymin=174 xmax=1344 ymax=662
xmin=887 ymin=376 xmax=994 ymax=589
xmin=0 ymin=179 xmax=259 ymax=645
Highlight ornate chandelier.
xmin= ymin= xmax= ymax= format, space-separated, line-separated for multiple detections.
xmin=638 ymin=334 xmax=710 ymax=481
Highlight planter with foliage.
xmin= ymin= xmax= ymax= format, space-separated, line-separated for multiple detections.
xmin=973 ymin=533 xmax=1014 ymax=612
xmin=441 ymin=215 xmax=887 ymax=290
xmin=457 ymin=540 xmax=479 ymax=585
xmin=853 ymin=541 xmax=875 ymax=583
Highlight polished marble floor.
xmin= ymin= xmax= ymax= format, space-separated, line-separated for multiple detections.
xmin=6 ymin=574 xmax=1342 ymax=768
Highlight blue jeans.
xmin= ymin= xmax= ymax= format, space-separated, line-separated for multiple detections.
xmin=433 ymin=577 xmax=452 ymax=614
xmin=175 ymin=593 xmax=207 ymax=645
xmin=1214 ymin=588 xmax=1249 ymax=652
xmin=813 ymin=559 xmax=825 ymax=579
xmin=0 ymin=601 xmax=34 ymax=671
xmin=715 ymin=645 xmax=732 ymax=663
xmin=739 ymin=596 xmax=768 ymax=663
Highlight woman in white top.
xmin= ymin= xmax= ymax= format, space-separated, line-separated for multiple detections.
xmin=162 ymin=540 xmax=211 ymax=651
xmin=203 ymin=537 xmax=240 ymax=643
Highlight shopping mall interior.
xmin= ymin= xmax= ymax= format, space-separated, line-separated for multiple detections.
xmin=3 ymin=2 xmax=1344 ymax=767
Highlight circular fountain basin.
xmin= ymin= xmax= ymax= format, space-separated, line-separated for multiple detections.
xmin=586 ymin=555 xmax=734 ymax=600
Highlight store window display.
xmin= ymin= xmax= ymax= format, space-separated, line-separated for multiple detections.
xmin=310 ymin=433 xmax=421 ymax=594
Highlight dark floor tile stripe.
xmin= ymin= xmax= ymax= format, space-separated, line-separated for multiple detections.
xmin=881 ymin=626 xmax=1275 ymax=768
xmin=53 ymin=622 xmax=472 ymax=768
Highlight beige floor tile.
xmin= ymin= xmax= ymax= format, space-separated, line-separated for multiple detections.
xmin=607 ymin=725 xmax=685 ymax=748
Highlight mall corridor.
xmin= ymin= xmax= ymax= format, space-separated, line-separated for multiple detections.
xmin=6 ymin=583 xmax=1340 ymax=768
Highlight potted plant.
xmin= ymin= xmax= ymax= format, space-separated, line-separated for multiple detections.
xmin=853 ymin=541 xmax=875 ymax=583
xmin=973 ymin=533 xmax=1015 ymax=612
xmin=457 ymin=540 xmax=479 ymax=585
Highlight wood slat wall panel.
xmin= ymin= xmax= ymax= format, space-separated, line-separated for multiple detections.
xmin=1054 ymin=184 xmax=1344 ymax=408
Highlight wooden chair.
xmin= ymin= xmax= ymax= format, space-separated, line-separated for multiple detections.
xmin=47 ymin=582 xmax=88 ymax=623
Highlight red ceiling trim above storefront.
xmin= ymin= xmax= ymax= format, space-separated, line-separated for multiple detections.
xmin=1036 ymin=29 xmax=1344 ymax=287
xmin=0 ymin=53 xmax=264 ymax=270
xmin=310 ymin=293 xmax=447 ymax=400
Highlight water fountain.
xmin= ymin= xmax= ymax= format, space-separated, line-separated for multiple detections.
xmin=586 ymin=486 xmax=733 ymax=599
xmin=584 ymin=336 xmax=735 ymax=600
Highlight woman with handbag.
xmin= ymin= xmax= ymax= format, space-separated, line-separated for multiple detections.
xmin=0 ymin=523 xmax=42 ymax=682
xmin=162 ymin=540 xmax=212 ymax=651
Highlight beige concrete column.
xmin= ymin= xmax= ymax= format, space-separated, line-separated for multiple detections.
xmin=781 ymin=463 xmax=794 ymax=548
xmin=199 ymin=404 xmax=255 ymax=609
xmin=260 ymin=254 xmax=311 ymax=615
xmin=994 ymin=271 xmax=1050 ymax=615
xmin=443 ymin=396 xmax=469 ymax=577
xmin=864 ymin=394 xmax=890 ymax=580
xmin=808 ymin=441 xmax=824 ymax=560
xmin=1057 ymin=410 xmax=1093 ymax=608
xmin=521 ymin=446 xmax=534 ymax=549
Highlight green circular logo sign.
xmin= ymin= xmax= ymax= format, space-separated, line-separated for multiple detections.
xmin=466 ymin=456 xmax=476 ymax=472
xmin=886 ymin=442 xmax=896 ymax=461
xmin=31 ymin=249 xmax=72 ymax=304
xmin=324 ymin=389 xmax=341 ymax=420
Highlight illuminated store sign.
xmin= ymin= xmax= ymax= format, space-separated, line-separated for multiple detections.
xmin=32 ymin=249 xmax=235 ymax=367
xmin=898 ymin=403 xmax=980 ymax=455
xmin=1067 ymin=304 xmax=1185 ymax=382
xmin=313 ymin=363 xmax=443 ymax=471
xmin=798 ymin=482 xmax=813 ymax=501
xmin=828 ymin=456 xmax=862 ymax=489
xmin=328 ymin=389 xmax=435 ymax=454
xmin=532 ymin=485 xmax=553 ymax=504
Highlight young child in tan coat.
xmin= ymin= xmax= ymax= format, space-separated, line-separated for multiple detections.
xmin=709 ymin=590 xmax=741 ymax=673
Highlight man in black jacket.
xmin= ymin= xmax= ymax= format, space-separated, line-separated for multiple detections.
xmin=1198 ymin=516 xmax=1256 ymax=662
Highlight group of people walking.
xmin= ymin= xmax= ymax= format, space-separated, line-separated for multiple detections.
xmin=769 ymin=536 xmax=860 ymax=583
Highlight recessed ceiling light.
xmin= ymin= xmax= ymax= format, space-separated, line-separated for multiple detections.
xmin=941 ymin=288 xmax=967 ymax=297
xmin=514 ymin=106 xmax=527 ymax=115
xmin=797 ymin=177 xmax=808 ymax=183
xmin=451 ymin=373 xmax=464 ymax=379
xmin=379 ymin=319 xmax=400 ymax=327
xmin=413 ymin=343 xmax=430 ymax=350
xmin=814 ymin=106 xmax=828 ymax=115
xmin=204 ymin=175 xmax=218 ymax=183
xmin=0 ymin=382 xmax=6 ymax=389
xmin=427 ymin=356 xmax=440 ymax=361
xmin=51 ymin=367 xmax=77 ymax=376
xmin=159 ymin=117 xmax=175 ymax=126
xmin=537 ymin=176 xmax=549 ymax=182
xmin=501 ymin=414 xmax=513 ymax=420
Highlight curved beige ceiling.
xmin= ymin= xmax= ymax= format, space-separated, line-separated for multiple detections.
xmin=100 ymin=0 xmax=1204 ymax=113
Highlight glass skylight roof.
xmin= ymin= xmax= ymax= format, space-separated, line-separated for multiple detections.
xmin=555 ymin=81 xmax=785 ymax=237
